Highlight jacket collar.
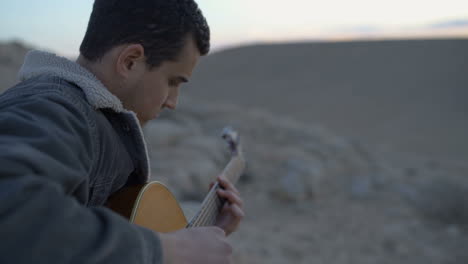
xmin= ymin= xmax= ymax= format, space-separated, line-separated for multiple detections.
xmin=18 ymin=50 xmax=124 ymax=112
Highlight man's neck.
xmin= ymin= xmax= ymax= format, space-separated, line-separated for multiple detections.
xmin=77 ymin=55 xmax=103 ymax=82
xmin=76 ymin=55 xmax=117 ymax=94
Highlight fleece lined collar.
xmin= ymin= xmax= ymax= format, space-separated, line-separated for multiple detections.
xmin=18 ymin=50 xmax=124 ymax=112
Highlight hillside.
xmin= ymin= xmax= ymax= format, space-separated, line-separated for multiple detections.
xmin=185 ymin=38 xmax=468 ymax=160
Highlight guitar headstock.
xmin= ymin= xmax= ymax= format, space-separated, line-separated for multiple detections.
xmin=222 ymin=126 xmax=241 ymax=156
xmin=219 ymin=126 xmax=245 ymax=184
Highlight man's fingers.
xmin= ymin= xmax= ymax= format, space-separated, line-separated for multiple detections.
xmin=224 ymin=203 xmax=244 ymax=220
xmin=217 ymin=176 xmax=240 ymax=195
xmin=217 ymin=189 xmax=243 ymax=208
xmin=219 ymin=203 xmax=244 ymax=235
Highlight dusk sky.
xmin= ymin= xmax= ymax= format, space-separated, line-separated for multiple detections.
xmin=1 ymin=0 xmax=467 ymax=57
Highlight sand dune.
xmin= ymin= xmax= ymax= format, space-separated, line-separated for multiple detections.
xmin=185 ymin=38 xmax=468 ymax=160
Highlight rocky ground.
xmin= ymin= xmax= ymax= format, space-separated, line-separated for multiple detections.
xmin=2 ymin=41 xmax=468 ymax=263
xmin=146 ymin=98 xmax=468 ymax=264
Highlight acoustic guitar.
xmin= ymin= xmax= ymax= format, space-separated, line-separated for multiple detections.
xmin=106 ymin=127 xmax=246 ymax=233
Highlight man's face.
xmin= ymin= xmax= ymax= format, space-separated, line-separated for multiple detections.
xmin=123 ymin=37 xmax=200 ymax=125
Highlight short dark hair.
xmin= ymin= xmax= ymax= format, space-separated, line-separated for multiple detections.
xmin=79 ymin=0 xmax=210 ymax=68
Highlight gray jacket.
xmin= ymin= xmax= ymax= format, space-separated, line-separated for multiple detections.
xmin=0 ymin=51 xmax=162 ymax=263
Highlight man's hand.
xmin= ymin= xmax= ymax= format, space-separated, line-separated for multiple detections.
xmin=160 ymin=227 xmax=232 ymax=264
xmin=210 ymin=176 xmax=245 ymax=236
xmin=159 ymin=176 xmax=243 ymax=264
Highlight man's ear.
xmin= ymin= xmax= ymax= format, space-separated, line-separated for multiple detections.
xmin=116 ymin=44 xmax=146 ymax=78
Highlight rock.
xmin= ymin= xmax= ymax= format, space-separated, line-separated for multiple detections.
xmin=270 ymin=158 xmax=323 ymax=202
xmin=410 ymin=178 xmax=468 ymax=227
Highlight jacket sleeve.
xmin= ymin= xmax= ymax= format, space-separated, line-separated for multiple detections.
xmin=0 ymin=90 xmax=162 ymax=264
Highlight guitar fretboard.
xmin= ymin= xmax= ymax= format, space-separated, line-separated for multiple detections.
xmin=186 ymin=128 xmax=246 ymax=228
xmin=186 ymin=182 xmax=224 ymax=227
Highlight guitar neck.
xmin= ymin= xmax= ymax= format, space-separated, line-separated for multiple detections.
xmin=187 ymin=151 xmax=245 ymax=228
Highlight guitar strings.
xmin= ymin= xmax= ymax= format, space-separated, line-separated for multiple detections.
xmin=210 ymin=196 xmax=223 ymax=225
xmin=196 ymin=170 xmax=233 ymax=226
xmin=205 ymin=194 xmax=222 ymax=226
xmin=205 ymin=186 xmax=224 ymax=225
xmin=190 ymin=158 xmax=245 ymax=227
xmin=188 ymin=145 xmax=245 ymax=227
xmin=191 ymin=184 xmax=224 ymax=227
xmin=205 ymin=196 xmax=223 ymax=226
xmin=189 ymin=185 xmax=218 ymax=227
xmin=194 ymin=189 xmax=220 ymax=226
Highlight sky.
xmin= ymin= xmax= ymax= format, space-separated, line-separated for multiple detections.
xmin=1 ymin=0 xmax=467 ymax=57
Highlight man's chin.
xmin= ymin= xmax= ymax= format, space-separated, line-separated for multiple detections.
xmin=139 ymin=113 xmax=159 ymax=126
xmin=136 ymin=115 xmax=150 ymax=127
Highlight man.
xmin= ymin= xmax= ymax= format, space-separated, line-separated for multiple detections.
xmin=0 ymin=0 xmax=244 ymax=263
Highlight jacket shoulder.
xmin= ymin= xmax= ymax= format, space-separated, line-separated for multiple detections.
xmin=3 ymin=75 xmax=91 ymax=107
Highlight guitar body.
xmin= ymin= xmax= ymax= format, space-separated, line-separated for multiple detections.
xmin=106 ymin=182 xmax=188 ymax=233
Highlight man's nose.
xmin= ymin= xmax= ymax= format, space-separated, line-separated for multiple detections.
xmin=165 ymin=87 xmax=180 ymax=110
xmin=163 ymin=89 xmax=179 ymax=110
